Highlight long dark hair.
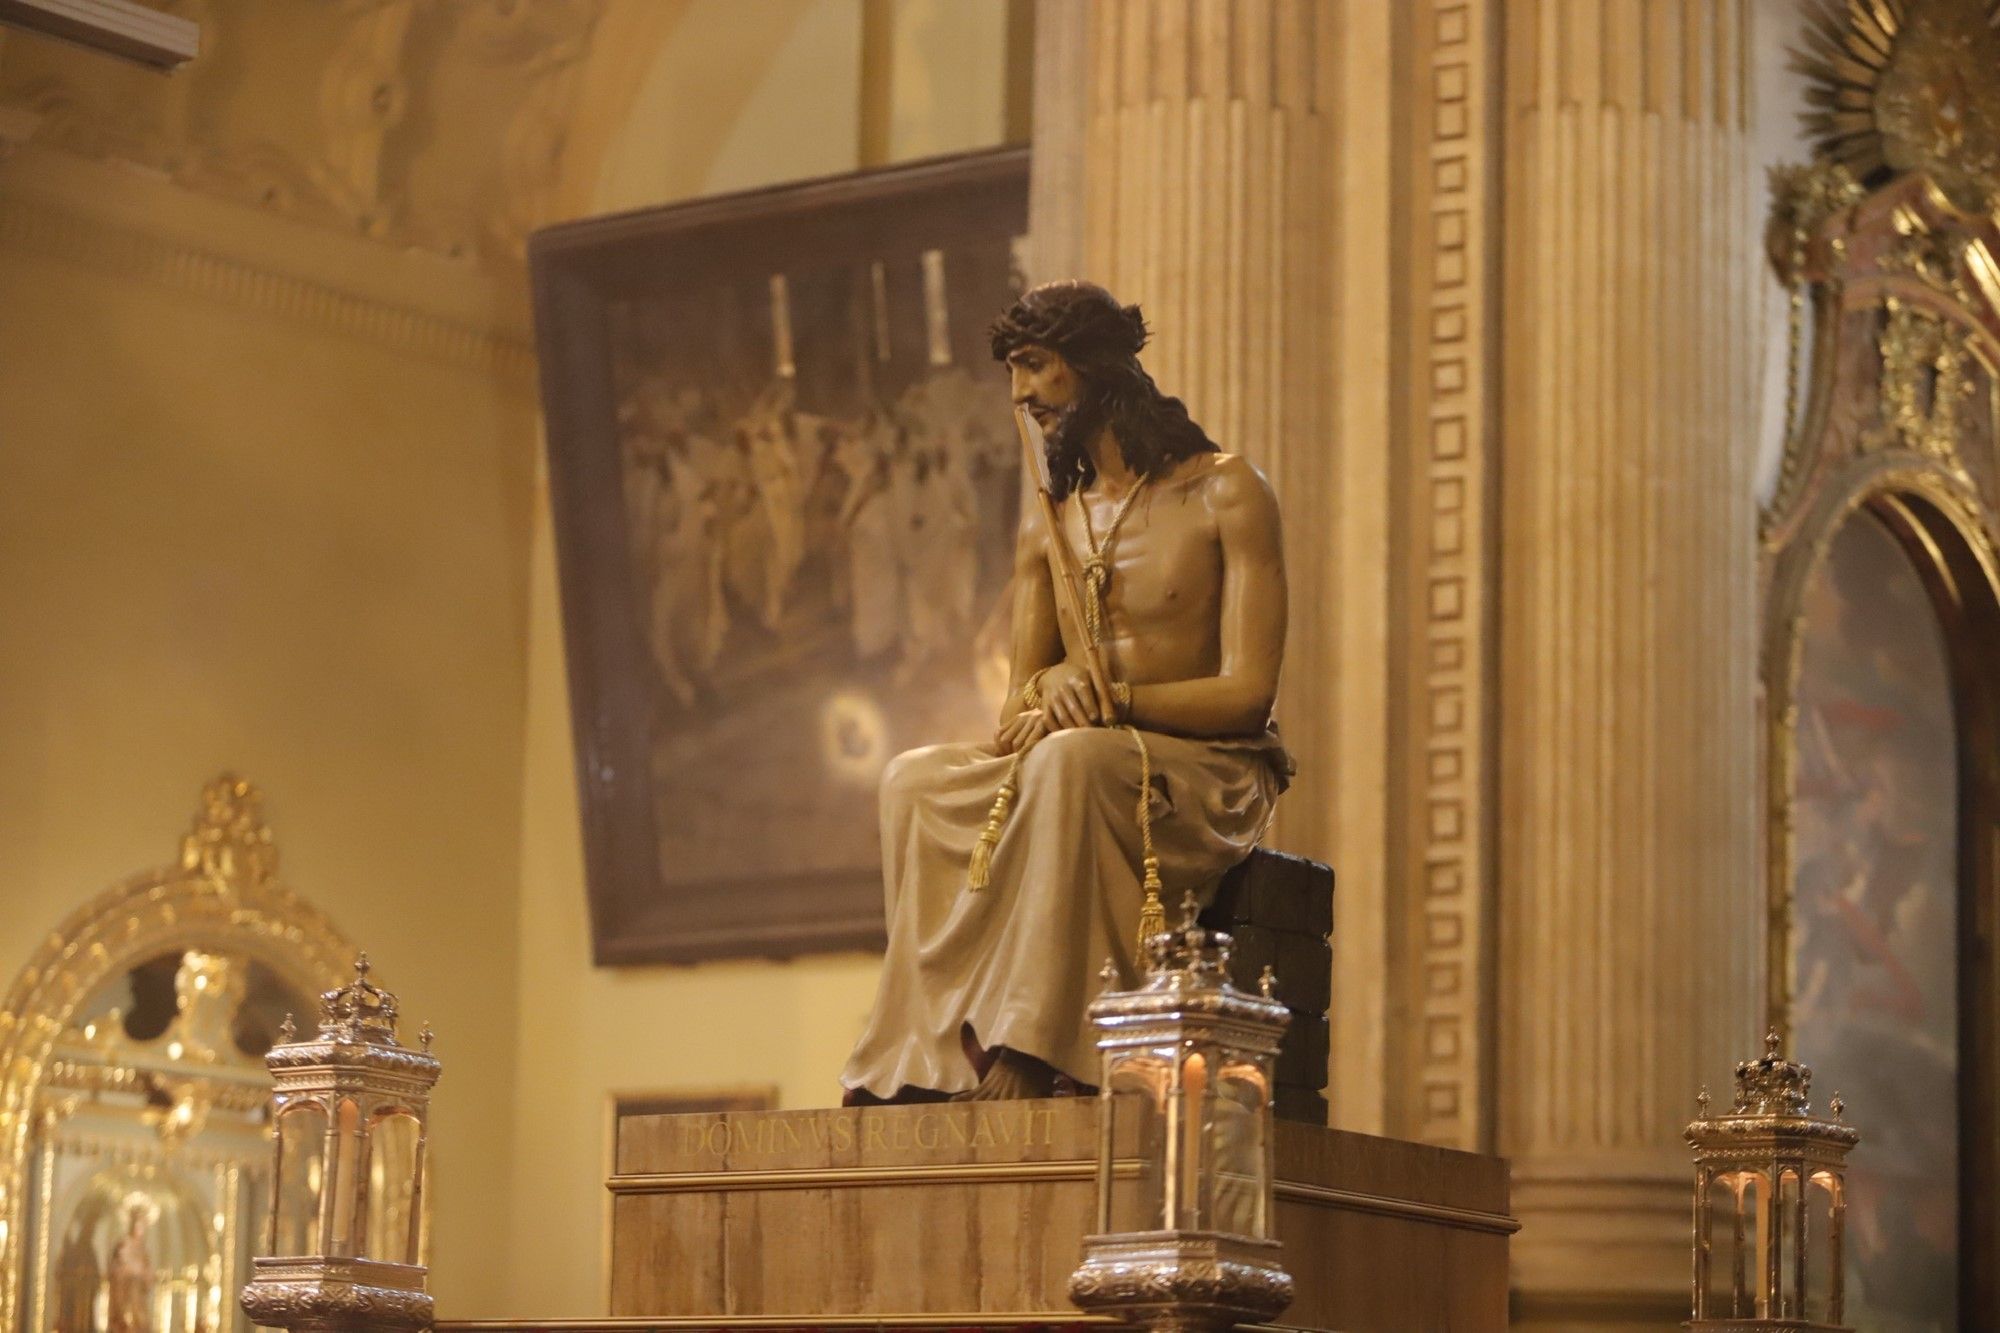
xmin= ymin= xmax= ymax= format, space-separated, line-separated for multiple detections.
xmin=990 ymin=281 xmax=1218 ymax=501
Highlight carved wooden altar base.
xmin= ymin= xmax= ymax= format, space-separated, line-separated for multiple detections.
xmin=569 ymin=1100 xmax=1513 ymax=1332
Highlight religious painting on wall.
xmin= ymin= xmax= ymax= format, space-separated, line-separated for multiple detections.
xmin=530 ymin=147 xmax=1029 ymax=964
xmin=1792 ymin=510 xmax=1959 ymax=1331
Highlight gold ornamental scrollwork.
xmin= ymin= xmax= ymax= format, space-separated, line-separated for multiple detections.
xmin=1765 ymin=160 xmax=1864 ymax=287
xmin=1763 ymin=161 xmax=1868 ymax=541
xmin=180 ymin=773 xmax=279 ymax=890
xmin=1875 ymin=295 xmax=1979 ymax=466
xmin=0 ymin=776 xmax=355 ymax=1333
xmin=1760 ymin=171 xmax=2000 ymax=553
xmin=1879 ymin=221 xmax=1977 ymax=306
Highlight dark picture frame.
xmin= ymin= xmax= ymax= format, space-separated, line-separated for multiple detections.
xmin=529 ymin=147 xmax=1030 ymax=965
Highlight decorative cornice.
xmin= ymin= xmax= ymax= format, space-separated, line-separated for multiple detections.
xmin=0 ymin=191 xmax=534 ymax=378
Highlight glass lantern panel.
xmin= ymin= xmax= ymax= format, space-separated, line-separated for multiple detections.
xmin=327 ymin=1098 xmax=362 ymax=1255
xmin=1777 ymin=1167 xmax=1805 ymax=1320
xmin=365 ymin=1111 xmax=423 ymax=1264
xmin=1173 ymin=1045 xmax=1216 ymax=1231
xmin=1699 ymin=1169 xmax=1767 ymax=1320
xmin=273 ymin=1103 xmax=328 ymax=1256
xmin=1211 ymin=1058 xmax=1270 ymax=1238
xmin=1105 ymin=1049 xmax=1172 ymax=1233
xmin=1808 ymin=1169 xmax=1844 ymax=1326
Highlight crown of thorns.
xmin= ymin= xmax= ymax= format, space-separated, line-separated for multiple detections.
xmin=988 ymin=281 xmax=1151 ymax=363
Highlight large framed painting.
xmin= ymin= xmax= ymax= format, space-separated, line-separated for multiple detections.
xmin=530 ymin=147 xmax=1029 ymax=964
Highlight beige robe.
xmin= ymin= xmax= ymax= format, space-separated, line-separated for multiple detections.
xmin=840 ymin=724 xmax=1287 ymax=1098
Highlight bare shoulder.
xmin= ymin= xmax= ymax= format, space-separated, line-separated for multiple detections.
xmin=1191 ymin=452 xmax=1279 ymax=521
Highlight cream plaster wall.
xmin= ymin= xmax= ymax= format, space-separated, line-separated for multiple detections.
xmin=502 ymin=1 xmax=1017 ymax=1315
xmin=0 ymin=145 xmax=536 ymax=1315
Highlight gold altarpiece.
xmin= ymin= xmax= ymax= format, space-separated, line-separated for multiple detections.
xmin=0 ymin=777 xmax=356 ymax=1333
xmin=1768 ymin=2 xmax=2000 ymax=1304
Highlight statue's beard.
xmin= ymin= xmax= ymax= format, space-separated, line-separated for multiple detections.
xmin=1043 ymin=387 xmax=1109 ymax=497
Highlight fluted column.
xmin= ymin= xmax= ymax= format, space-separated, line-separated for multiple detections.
xmin=1029 ymin=0 xmax=1351 ymax=1102
xmin=1498 ymin=0 xmax=1761 ymax=1321
xmin=1062 ymin=0 xmax=1340 ymax=869
xmin=1025 ymin=0 xmax=1092 ymax=284
xmin=1032 ymin=0 xmax=1360 ymax=1112
xmin=1077 ymin=1 xmax=1330 ymax=458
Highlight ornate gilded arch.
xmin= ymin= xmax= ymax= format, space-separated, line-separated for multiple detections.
xmin=0 ymin=776 xmax=355 ymax=1333
xmin=1762 ymin=169 xmax=2000 ymax=1026
xmin=1762 ymin=1 xmax=2000 ymax=1309
xmin=1764 ymin=0 xmax=2000 ymax=1039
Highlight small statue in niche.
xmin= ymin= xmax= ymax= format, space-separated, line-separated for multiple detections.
xmin=841 ymin=280 xmax=1290 ymax=1103
xmin=105 ymin=1206 xmax=155 ymax=1333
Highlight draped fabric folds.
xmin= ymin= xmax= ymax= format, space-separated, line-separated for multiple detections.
xmin=840 ymin=725 xmax=1286 ymax=1097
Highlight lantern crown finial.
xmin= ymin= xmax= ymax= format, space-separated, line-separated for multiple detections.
xmin=317 ymin=952 xmax=402 ymax=1045
xmin=1143 ymin=896 xmax=1233 ymax=982
xmin=1732 ymin=1029 xmax=1812 ymax=1115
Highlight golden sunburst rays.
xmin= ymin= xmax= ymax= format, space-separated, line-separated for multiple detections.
xmin=1794 ymin=0 xmax=2000 ymax=206
xmin=1796 ymin=0 xmax=1905 ymax=184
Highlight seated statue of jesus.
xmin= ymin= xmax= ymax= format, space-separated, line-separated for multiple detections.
xmin=840 ymin=280 xmax=1290 ymax=1103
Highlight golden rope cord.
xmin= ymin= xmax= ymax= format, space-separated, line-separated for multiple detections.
xmin=1078 ymin=479 xmax=1147 ymax=646
xmin=967 ymin=481 xmax=1165 ymax=957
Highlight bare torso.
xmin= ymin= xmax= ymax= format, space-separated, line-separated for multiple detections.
xmin=1050 ymin=452 xmax=1231 ymax=684
xmin=1003 ymin=446 xmax=1286 ymax=743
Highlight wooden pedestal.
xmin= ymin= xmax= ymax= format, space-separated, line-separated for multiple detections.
xmin=601 ymin=1100 xmax=1513 ymax=1332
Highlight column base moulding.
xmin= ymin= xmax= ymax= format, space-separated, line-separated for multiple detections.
xmin=1507 ymin=1173 xmax=1692 ymax=1328
xmin=598 ymin=1101 xmax=1514 ymax=1333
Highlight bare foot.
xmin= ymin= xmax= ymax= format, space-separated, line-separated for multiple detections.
xmin=951 ymin=1049 xmax=1058 ymax=1101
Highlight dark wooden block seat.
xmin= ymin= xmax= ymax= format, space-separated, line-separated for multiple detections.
xmin=1200 ymin=847 xmax=1335 ymax=1125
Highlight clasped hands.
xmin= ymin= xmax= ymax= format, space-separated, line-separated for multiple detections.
xmin=994 ymin=659 xmax=1127 ymax=755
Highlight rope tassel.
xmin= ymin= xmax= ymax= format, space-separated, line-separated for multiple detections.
xmin=967 ymin=752 xmax=1025 ymax=891
xmin=1135 ymin=861 xmax=1166 ymax=954
xmin=1130 ymin=726 xmax=1165 ymax=955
